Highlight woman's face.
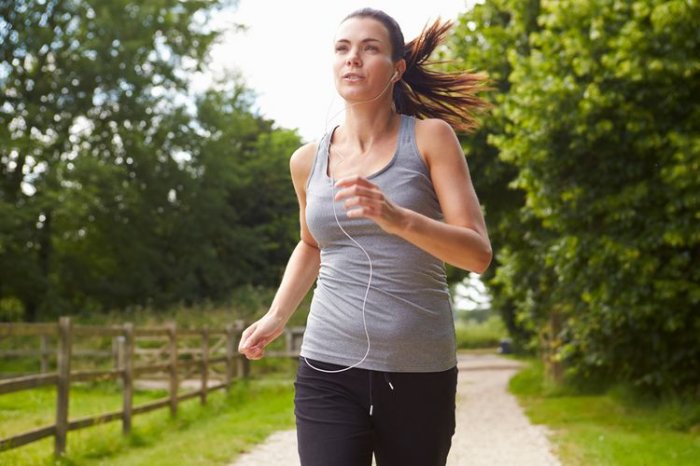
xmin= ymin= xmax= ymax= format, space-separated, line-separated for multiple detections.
xmin=333 ymin=17 xmax=396 ymax=102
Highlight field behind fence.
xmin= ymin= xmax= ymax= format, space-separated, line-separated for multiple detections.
xmin=0 ymin=316 xmax=305 ymax=459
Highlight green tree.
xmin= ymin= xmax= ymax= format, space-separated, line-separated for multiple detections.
xmin=173 ymin=85 xmax=300 ymax=303
xmin=446 ymin=0 xmax=542 ymax=349
xmin=1 ymin=0 xmax=234 ymax=318
xmin=490 ymin=0 xmax=700 ymax=396
xmin=1 ymin=0 xmax=302 ymax=319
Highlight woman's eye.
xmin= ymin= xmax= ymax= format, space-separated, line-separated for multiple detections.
xmin=334 ymin=45 xmax=378 ymax=53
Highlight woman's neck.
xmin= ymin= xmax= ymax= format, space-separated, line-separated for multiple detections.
xmin=340 ymin=104 xmax=398 ymax=154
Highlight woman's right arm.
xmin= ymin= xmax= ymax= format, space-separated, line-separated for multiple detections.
xmin=238 ymin=142 xmax=320 ymax=360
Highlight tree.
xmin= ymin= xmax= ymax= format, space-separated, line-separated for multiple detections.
xmin=446 ymin=0 xmax=542 ymax=349
xmin=489 ymin=0 xmax=700 ymax=396
xmin=1 ymin=0 xmax=236 ymax=318
xmin=1 ymin=0 xmax=301 ymax=319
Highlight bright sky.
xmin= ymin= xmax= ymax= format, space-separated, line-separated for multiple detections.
xmin=194 ymin=1 xmax=489 ymax=308
xmin=199 ymin=0 xmax=478 ymax=142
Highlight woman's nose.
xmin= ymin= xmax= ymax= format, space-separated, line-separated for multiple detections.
xmin=346 ymin=48 xmax=361 ymax=66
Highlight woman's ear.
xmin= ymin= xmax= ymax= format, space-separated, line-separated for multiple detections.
xmin=393 ymin=58 xmax=407 ymax=82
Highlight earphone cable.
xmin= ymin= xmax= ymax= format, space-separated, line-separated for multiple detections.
xmin=302 ymin=70 xmax=397 ymax=374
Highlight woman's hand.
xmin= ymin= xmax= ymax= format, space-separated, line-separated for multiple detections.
xmin=238 ymin=312 xmax=287 ymax=360
xmin=334 ymin=175 xmax=408 ymax=235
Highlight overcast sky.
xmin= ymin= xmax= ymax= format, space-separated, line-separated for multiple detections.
xmin=197 ymin=0 xmax=478 ymax=142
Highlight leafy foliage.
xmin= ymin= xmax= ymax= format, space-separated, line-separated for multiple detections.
xmin=0 ymin=0 xmax=301 ymax=319
xmin=451 ymin=0 xmax=700 ymax=397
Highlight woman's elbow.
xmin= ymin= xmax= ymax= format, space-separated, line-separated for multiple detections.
xmin=474 ymin=245 xmax=493 ymax=275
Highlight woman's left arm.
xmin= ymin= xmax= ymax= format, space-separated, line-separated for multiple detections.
xmin=334 ymin=118 xmax=492 ymax=274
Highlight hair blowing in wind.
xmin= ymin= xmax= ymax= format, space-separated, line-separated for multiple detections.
xmin=344 ymin=8 xmax=493 ymax=134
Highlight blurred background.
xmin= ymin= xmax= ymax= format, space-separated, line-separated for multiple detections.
xmin=1 ymin=1 xmax=699 ymax=462
xmin=2 ymin=0 xmax=699 ymax=394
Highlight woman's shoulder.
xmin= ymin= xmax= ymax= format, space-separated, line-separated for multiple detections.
xmin=289 ymin=141 xmax=320 ymax=191
xmin=412 ymin=117 xmax=459 ymax=171
xmin=413 ymin=116 xmax=456 ymax=140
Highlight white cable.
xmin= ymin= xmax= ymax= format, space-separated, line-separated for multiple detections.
xmin=302 ymin=71 xmax=396 ymax=374
xmin=302 ymin=176 xmax=374 ymax=373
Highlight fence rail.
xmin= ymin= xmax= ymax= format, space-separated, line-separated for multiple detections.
xmin=0 ymin=316 xmax=305 ymax=458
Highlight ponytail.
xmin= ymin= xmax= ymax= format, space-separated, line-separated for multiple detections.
xmin=397 ymin=19 xmax=492 ymax=133
xmin=343 ymin=9 xmax=492 ymax=134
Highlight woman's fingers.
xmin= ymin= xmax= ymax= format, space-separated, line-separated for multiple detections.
xmin=237 ymin=314 xmax=286 ymax=360
xmin=238 ymin=324 xmax=255 ymax=352
xmin=248 ymin=346 xmax=264 ymax=360
xmin=331 ymin=176 xmax=408 ymax=234
xmin=333 ymin=179 xmax=381 ymax=210
xmin=239 ymin=325 xmax=271 ymax=360
xmin=333 ymin=180 xmax=385 ymax=216
xmin=334 ymin=174 xmax=373 ymax=189
xmin=334 ymin=184 xmax=380 ymax=202
xmin=242 ymin=343 xmax=261 ymax=359
xmin=343 ymin=195 xmax=372 ymax=208
xmin=245 ymin=337 xmax=267 ymax=359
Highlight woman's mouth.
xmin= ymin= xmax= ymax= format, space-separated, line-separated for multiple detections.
xmin=343 ymin=73 xmax=365 ymax=82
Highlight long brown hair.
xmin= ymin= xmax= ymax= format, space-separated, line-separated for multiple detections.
xmin=342 ymin=8 xmax=492 ymax=134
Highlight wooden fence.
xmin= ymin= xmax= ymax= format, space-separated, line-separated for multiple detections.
xmin=0 ymin=316 xmax=305 ymax=458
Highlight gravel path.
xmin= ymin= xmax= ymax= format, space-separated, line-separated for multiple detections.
xmin=230 ymin=353 xmax=562 ymax=466
xmin=446 ymin=353 xmax=562 ymax=466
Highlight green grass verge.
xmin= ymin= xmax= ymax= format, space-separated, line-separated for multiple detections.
xmin=454 ymin=314 xmax=507 ymax=349
xmin=0 ymin=373 xmax=296 ymax=465
xmin=508 ymin=357 xmax=700 ymax=465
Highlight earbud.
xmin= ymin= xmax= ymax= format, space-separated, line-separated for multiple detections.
xmin=392 ymin=70 xmax=399 ymax=82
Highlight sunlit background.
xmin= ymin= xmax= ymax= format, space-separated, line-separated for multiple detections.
xmin=2 ymin=0 xmax=699 ymax=464
xmin=195 ymin=0 xmax=479 ymax=141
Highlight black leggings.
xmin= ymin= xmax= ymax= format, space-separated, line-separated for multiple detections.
xmin=294 ymin=357 xmax=458 ymax=466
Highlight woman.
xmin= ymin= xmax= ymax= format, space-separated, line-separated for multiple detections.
xmin=238 ymin=8 xmax=492 ymax=466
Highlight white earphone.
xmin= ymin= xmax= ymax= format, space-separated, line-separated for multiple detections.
xmin=303 ymin=65 xmax=402 ymax=375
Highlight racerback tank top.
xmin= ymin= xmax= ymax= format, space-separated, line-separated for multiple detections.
xmin=301 ymin=113 xmax=457 ymax=372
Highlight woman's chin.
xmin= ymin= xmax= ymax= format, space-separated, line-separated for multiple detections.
xmin=337 ymin=87 xmax=385 ymax=103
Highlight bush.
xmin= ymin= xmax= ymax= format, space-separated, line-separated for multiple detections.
xmin=0 ymin=297 xmax=24 ymax=322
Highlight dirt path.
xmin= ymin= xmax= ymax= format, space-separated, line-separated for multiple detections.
xmin=230 ymin=353 xmax=562 ymax=466
xmin=446 ymin=353 xmax=561 ymax=466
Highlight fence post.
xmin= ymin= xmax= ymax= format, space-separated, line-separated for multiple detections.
xmin=200 ymin=328 xmax=209 ymax=405
xmin=225 ymin=323 xmax=234 ymax=392
xmin=55 ymin=316 xmax=72 ymax=458
xmin=285 ymin=329 xmax=293 ymax=358
xmin=167 ymin=321 xmax=178 ymax=417
xmin=115 ymin=336 xmax=125 ymax=389
xmin=40 ymin=334 xmax=49 ymax=373
xmin=234 ymin=320 xmax=249 ymax=379
xmin=122 ymin=323 xmax=134 ymax=436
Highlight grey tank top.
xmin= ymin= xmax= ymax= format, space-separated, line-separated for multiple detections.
xmin=301 ymin=113 xmax=457 ymax=372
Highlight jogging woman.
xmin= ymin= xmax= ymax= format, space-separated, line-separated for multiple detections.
xmin=239 ymin=8 xmax=492 ymax=465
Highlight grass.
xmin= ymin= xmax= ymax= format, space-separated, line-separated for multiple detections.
xmin=508 ymin=356 xmax=700 ymax=466
xmin=0 ymin=289 xmax=308 ymax=465
xmin=454 ymin=313 xmax=507 ymax=349
xmin=0 ymin=369 xmax=296 ymax=465
xmin=0 ymin=381 xmax=167 ymax=440
xmin=0 ymin=287 xmax=310 ymax=466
